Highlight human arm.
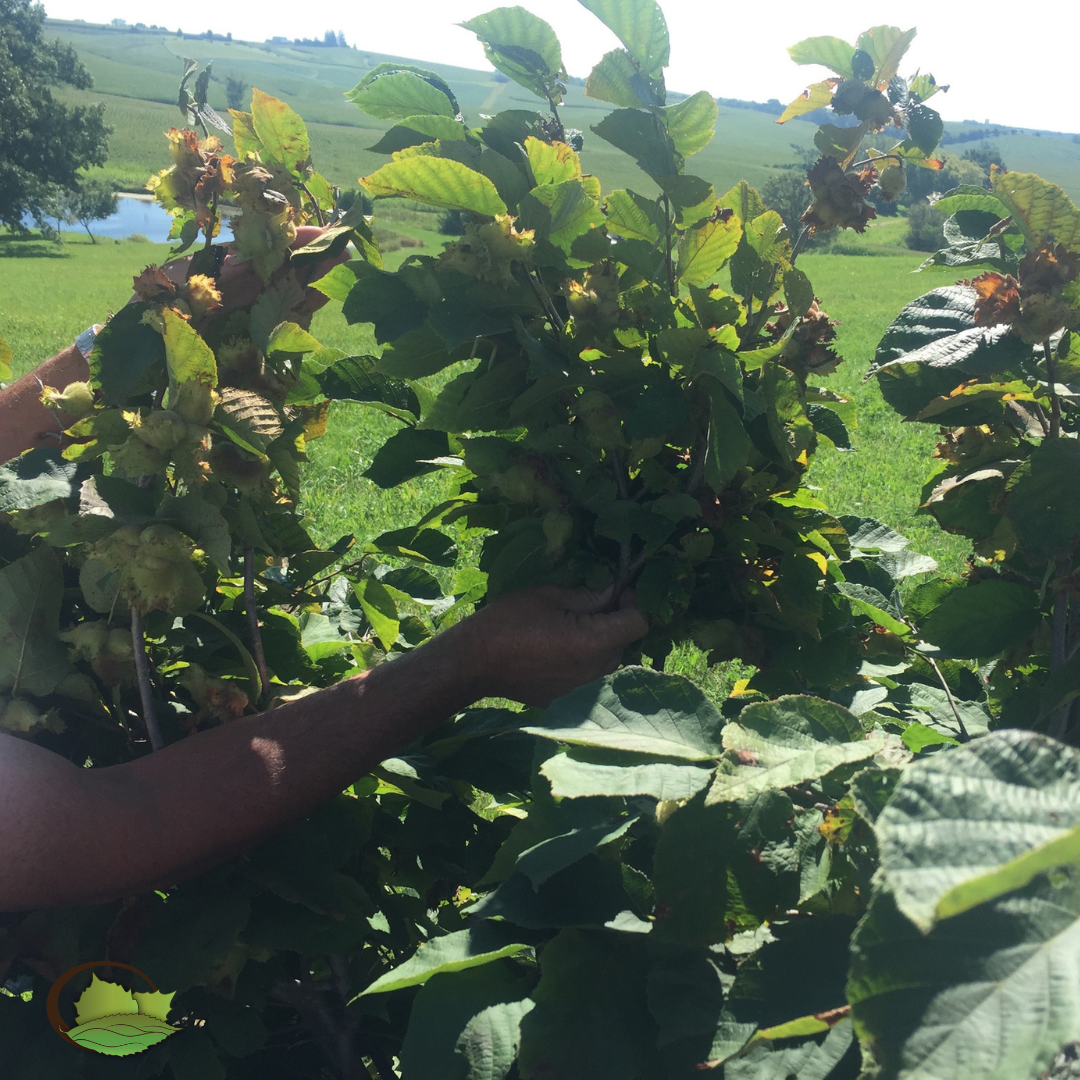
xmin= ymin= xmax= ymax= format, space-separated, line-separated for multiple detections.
xmin=0 ymin=344 xmax=91 ymax=464
xmin=0 ymin=226 xmax=342 ymax=465
xmin=0 ymin=585 xmax=646 ymax=912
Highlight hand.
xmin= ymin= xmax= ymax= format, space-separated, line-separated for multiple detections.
xmin=457 ymin=584 xmax=649 ymax=707
xmin=142 ymin=225 xmax=348 ymax=329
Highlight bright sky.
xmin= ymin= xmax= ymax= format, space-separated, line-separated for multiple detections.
xmin=44 ymin=0 xmax=1075 ymax=135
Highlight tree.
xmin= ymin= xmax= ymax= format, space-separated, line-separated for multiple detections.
xmin=226 ymin=76 xmax=247 ymax=110
xmin=761 ymin=169 xmax=810 ymax=241
xmin=962 ymin=140 xmax=1006 ymax=173
xmin=0 ymin=0 xmax=110 ymax=230
xmin=62 ymin=177 xmax=118 ymax=243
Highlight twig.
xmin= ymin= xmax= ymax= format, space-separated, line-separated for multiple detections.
xmin=244 ymin=547 xmax=271 ymax=704
xmin=685 ymin=427 xmax=710 ymax=495
xmin=662 ymin=192 xmax=676 ymax=298
xmin=790 ymin=225 xmax=812 ymax=266
xmin=1045 ymin=339 xmax=1062 ymax=438
xmin=610 ymin=450 xmax=630 ymax=501
xmin=544 ymin=93 xmax=565 ymax=143
xmin=526 ymin=271 xmax=565 ymax=332
xmin=924 ymin=654 xmax=969 ymax=743
xmin=1049 ymin=555 xmax=1074 ymax=742
xmin=299 ymin=181 xmax=327 ymax=227
xmin=131 ymin=608 xmax=165 ymax=750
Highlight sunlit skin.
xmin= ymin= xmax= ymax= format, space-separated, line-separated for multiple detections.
xmin=0 ymin=228 xmax=648 ymax=912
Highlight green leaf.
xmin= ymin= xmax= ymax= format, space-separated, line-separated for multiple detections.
xmin=66 ymin=1014 xmax=178 ymax=1057
xmin=353 ymin=578 xmax=399 ymax=651
xmin=706 ymin=696 xmax=882 ymax=804
xmin=0 ymin=448 xmax=85 ymax=513
xmin=873 ymin=729 xmax=1080 ymax=930
xmin=726 ymin=1022 xmax=855 ymax=1080
xmin=592 ymin=108 xmax=678 ymax=180
xmin=664 ymin=92 xmax=717 ymax=158
xmin=316 ymin=356 xmax=419 ymax=418
xmin=369 ymin=115 xmax=467 ymax=154
xmin=133 ymin=882 xmax=252 ymax=992
xmin=855 ymin=26 xmax=916 ymax=87
xmin=517 ymin=812 xmax=638 ymax=887
xmin=541 ymin=750 xmax=712 ymax=801
xmin=401 ymin=963 xmax=534 ymax=1080
xmin=346 ymin=70 xmax=457 ymax=121
xmin=871 ymin=285 xmax=1030 ymax=418
xmin=0 ymin=545 xmax=67 ymax=697
xmin=585 ymin=49 xmax=663 ymax=109
xmin=1004 ymin=438 xmax=1080 ymax=562
xmin=918 ymin=578 xmax=1040 ymax=659
xmin=368 ymin=525 xmax=457 ymax=565
xmin=518 ymin=929 xmax=660 ymax=1079
xmin=360 ymin=924 xmax=531 ymax=996
xmin=524 ymin=667 xmax=726 ymax=761
xmin=603 ymin=189 xmax=662 ymax=243
xmin=458 ymin=997 xmax=536 ymax=1080
xmin=362 ymin=156 xmax=507 ymax=217
xmin=677 ymin=216 xmax=743 ymax=286
xmin=834 ymin=582 xmax=910 ymax=638
xmin=89 ymin=303 xmax=165 ymax=406
xmin=577 ymin=0 xmax=670 ymax=77
xmin=519 ymin=179 xmax=604 ymax=253
xmin=167 ymin=1027 xmax=226 ymax=1080
xmin=250 ymin=88 xmax=310 ymax=171
xmin=159 ymin=492 xmax=232 ymax=573
xmin=651 ymin=794 xmax=731 ymax=946
xmin=363 ymin=427 xmax=451 ymax=488
xmin=462 ymin=7 xmax=564 ymax=101
xmin=848 ymin=872 xmax=1080 ymax=1080
xmin=0 ymin=336 xmax=11 ymax=381
xmin=163 ymin=308 xmax=215 ymax=387
xmin=990 ymin=170 xmax=1080 ymax=250
xmin=703 ymin=381 xmax=751 ymax=491
xmin=266 ymin=321 xmax=320 ymax=357
xmin=787 ymin=36 xmax=857 ymax=78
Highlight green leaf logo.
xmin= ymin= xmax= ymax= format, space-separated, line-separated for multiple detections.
xmin=47 ymin=964 xmax=181 ymax=1056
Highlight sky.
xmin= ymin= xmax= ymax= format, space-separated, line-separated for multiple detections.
xmin=43 ymin=0 xmax=1075 ymax=135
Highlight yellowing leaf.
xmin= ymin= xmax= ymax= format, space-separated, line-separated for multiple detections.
xmin=74 ymin=974 xmax=138 ymax=1026
xmin=250 ymin=89 xmax=310 ymax=172
xmin=163 ymin=309 xmax=218 ymax=425
xmin=67 ymin=1014 xmax=179 ymax=1057
xmin=990 ymin=170 xmax=1080 ymax=252
xmin=132 ymin=989 xmax=176 ymax=1022
xmin=525 ymin=137 xmax=581 ymax=187
xmin=163 ymin=309 xmax=216 ymax=387
xmin=778 ymin=80 xmax=835 ymax=124
xmin=361 ymin=156 xmax=507 ymax=217
xmin=0 ymin=336 xmax=12 ymax=381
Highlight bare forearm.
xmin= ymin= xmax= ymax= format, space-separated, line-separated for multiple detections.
xmin=0 ymin=624 xmax=479 ymax=910
xmin=0 ymin=346 xmax=89 ymax=463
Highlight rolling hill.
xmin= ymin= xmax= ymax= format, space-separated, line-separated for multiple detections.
xmin=46 ymin=19 xmax=1080 ymax=204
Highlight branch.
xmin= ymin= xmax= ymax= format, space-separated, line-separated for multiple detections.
xmin=1046 ymin=339 xmax=1062 ymax=438
xmin=131 ymin=608 xmax=165 ymax=751
xmin=244 ymin=546 xmax=271 ymax=704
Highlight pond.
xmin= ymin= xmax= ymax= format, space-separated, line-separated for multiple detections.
xmin=25 ymin=194 xmax=235 ymax=244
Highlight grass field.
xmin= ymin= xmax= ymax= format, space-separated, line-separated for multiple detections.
xmin=0 ymin=217 xmax=964 ymax=563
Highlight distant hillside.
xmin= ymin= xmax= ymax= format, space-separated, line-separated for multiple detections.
xmin=46 ymin=18 xmax=1080 ymax=202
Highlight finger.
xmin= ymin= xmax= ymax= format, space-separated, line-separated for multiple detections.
xmin=593 ymin=606 xmax=649 ymax=646
xmin=557 ymin=583 xmax=614 ymax=615
xmin=617 ymin=587 xmax=638 ymax=611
